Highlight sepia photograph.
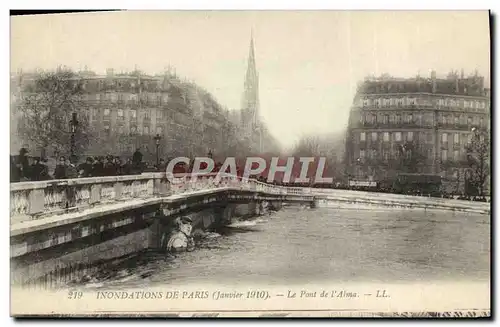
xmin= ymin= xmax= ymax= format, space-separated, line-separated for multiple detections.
xmin=9 ymin=10 xmax=491 ymax=317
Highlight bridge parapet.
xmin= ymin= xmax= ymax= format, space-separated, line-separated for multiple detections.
xmin=10 ymin=173 xmax=307 ymax=224
xmin=10 ymin=174 xmax=162 ymax=224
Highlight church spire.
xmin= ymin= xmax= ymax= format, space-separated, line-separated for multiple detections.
xmin=242 ymin=31 xmax=259 ymax=126
xmin=245 ymin=31 xmax=257 ymax=90
xmin=240 ymin=31 xmax=265 ymax=153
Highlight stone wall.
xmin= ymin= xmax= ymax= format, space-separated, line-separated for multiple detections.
xmin=11 ymin=227 xmax=152 ymax=287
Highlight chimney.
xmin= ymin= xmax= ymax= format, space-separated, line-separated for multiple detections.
xmin=431 ymin=70 xmax=437 ymax=93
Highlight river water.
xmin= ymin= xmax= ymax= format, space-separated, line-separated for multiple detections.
xmin=81 ymin=206 xmax=490 ymax=288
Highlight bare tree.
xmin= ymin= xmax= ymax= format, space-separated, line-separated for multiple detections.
xmin=17 ymin=69 xmax=95 ymax=160
xmin=292 ymin=135 xmax=321 ymax=157
xmin=292 ymin=133 xmax=345 ymax=182
xmin=465 ymin=129 xmax=490 ymax=197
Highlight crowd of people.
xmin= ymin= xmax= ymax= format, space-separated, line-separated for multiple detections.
xmin=10 ymin=147 xmax=244 ymax=183
xmin=10 ymin=148 xmax=266 ymax=184
xmin=10 ymin=148 xmax=169 ymax=182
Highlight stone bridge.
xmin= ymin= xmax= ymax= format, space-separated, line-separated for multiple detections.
xmin=10 ymin=172 xmax=489 ymax=288
xmin=10 ymin=173 xmax=316 ymax=287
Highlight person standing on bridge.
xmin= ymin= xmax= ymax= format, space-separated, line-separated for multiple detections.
xmin=122 ymin=158 xmax=133 ymax=175
xmin=10 ymin=156 xmax=20 ymax=183
xmin=17 ymin=148 xmax=30 ymax=181
xmin=30 ymin=157 xmax=45 ymax=181
xmin=54 ymin=156 xmax=68 ymax=179
xmin=92 ymin=156 xmax=105 ymax=177
xmin=78 ymin=157 xmax=94 ymax=178
xmin=132 ymin=148 xmax=143 ymax=174
xmin=103 ymin=155 xmax=116 ymax=176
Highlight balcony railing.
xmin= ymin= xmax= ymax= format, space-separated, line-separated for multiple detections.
xmin=437 ymin=123 xmax=483 ymax=131
xmin=440 ymin=159 xmax=470 ymax=168
xmin=357 ymin=121 xmax=433 ymax=129
xmin=354 ymin=121 xmax=486 ymax=131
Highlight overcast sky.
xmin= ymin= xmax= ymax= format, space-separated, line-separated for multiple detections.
xmin=11 ymin=11 xmax=490 ymax=147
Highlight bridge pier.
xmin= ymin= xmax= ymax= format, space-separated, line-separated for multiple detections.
xmin=234 ymin=202 xmax=258 ymax=217
xmin=269 ymin=201 xmax=283 ymax=211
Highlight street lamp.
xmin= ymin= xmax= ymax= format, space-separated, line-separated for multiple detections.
xmin=154 ymin=134 xmax=162 ymax=167
xmin=70 ymin=112 xmax=79 ymax=163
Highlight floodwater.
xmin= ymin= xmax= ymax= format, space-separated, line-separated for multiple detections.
xmin=81 ymin=206 xmax=490 ymax=288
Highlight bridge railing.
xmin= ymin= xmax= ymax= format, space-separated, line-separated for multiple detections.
xmin=10 ymin=172 xmax=310 ymax=224
xmin=10 ymin=174 xmax=159 ymax=223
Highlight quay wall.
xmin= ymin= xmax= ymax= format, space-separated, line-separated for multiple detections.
xmin=310 ymin=189 xmax=490 ymax=215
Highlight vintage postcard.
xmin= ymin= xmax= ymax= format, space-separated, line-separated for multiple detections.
xmin=10 ymin=10 xmax=491 ymax=318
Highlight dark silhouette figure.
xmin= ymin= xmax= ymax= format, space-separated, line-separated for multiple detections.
xmin=114 ymin=157 xmax=123 ymax=175
xmin=122 ymin=158 xmax=133 ymax=175
xmin=54 ymin=156 xmax=68 ymax=179
xmin=66 ymin=158 xmax=78 ymax=179
xmin=39 ymin=158 xmax=50 ymax=180
xmin=17 ymin=148 xmax=30 ymax=180
xmin=10 ymin=156 xmax=20 ymax=183
xmin=30 ymin=157 xmax=46 ymax=181
xmin=132 ymin=149 xmax=143 ymax=174
xmin=103 ymin=155 xmax=116 ymax=176
xmin=92 ymin=157 xmax=105 ymax=176
xmin=78 ymin=157 xmax=94 ymax=177
xmin=132 ymin=149 xmax=143 ymax=165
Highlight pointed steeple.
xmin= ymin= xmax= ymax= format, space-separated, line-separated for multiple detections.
xmin=244 ymin=31 xmax=258 ymax=90
xmin=241 ymin=31 xmax=259 ymax=129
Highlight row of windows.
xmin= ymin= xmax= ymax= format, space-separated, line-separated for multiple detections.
xmin=361 ymin=112 xmax=433 ymax=125
xmin=352 ymin=167 xmax=470 ymax=180
xmin=91 ymin=108 xmax=220 ymax=126
xmin=358 ymin=131 xmax=478 ymax=144
xmin=357 ymin=148 xmax=463 ymax=162
xmin=82 ymin=92 xmax=170 ymax=104
xmin=439 ymin=113 xmax=484 ymax=126
xmin=357 ymin=96 xmax=488 ymax=110
xmin=440 ymin=149 xmax=462 ymax=162
xmin=441 ymin=132 xmax=483 ymax=144
xmin=438 ymin=98 xmax=487 ymax=109
xmin=88 ymin=108 xmax=226 ymax=133
xmin=358 ymin=148 xmax=432 ymax=160
xmin=360 ymin=112 xmax=486 ymax=127
xmin=91 ymin=108 xmax=166 ymax=120
xmin=81 ymin=79 xmax=167 ymax=91
xmin=102 ymin=124 xmax=164 ymax=135
xmin=359 ymin=131 xmax=418 ymax=142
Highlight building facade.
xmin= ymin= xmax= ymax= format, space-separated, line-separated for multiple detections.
xmin=345 ymin=71 xmax=490 ymax=194
xmin=11 ymin=68 xmax=242 ymax=163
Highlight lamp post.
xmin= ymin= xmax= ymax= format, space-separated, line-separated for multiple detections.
xmin=70 ymin=112 xmax=79 ymax=163
xmin=154 ymin=134 xmax=162 ymax=167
